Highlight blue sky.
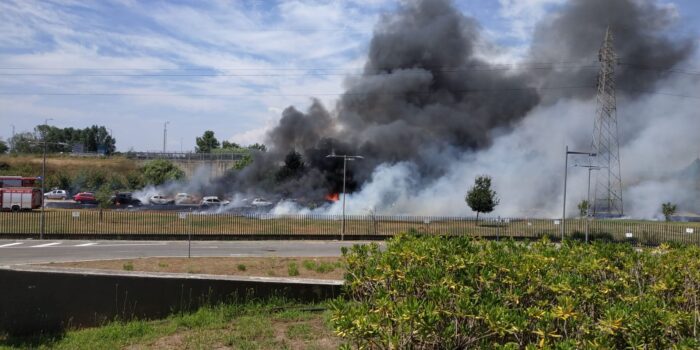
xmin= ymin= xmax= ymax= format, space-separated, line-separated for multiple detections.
xmin=1 ymin=0 xmax=698 ymax=151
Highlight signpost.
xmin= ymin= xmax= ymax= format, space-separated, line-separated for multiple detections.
xmin=179 ymin=212 xmax=190 ymax=258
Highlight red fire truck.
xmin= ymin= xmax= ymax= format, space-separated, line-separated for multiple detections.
xmin=0 ymin=187 xmax=42 ymax=211
xmin=0 ymin=176 xmax=38 ymax=188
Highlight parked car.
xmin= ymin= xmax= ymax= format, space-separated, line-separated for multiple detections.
xmin=73 ymin=192 xmax=97 ymax=204
xmin=200 ymin=196 xmax=230 ymax=207
xmin=175 ymin=193 xmax=195 ymax=204
xmin=110 ymin=192 xmax=142 ymax=206
xmin=44 ymin=189 xmax=68 ymax=200
xmin=149 ymin=194 xmax=174 ymax=205
xmin=251 ymin=198 xmax=273 ymax=207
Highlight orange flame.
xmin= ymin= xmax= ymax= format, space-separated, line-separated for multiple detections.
xmin=325 ymin=193 xmax=339 ymax=202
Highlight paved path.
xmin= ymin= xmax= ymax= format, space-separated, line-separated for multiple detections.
xmin=0 ymin=239 xmax=373 ymax=265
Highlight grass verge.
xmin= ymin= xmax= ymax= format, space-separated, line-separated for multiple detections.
xmin=0 ymin=299 xmax=340 ymax=350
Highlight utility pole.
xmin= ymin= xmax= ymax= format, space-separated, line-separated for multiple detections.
xmin=592 ymin=26 xmax=624 ymax=217
xmin=163 ymin=121 xmax=169 ymax=153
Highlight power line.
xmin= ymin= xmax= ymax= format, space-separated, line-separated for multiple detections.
xmin=618 ymin=62 xmax=700 ymax=77
xmin=1 ymin=86 xmax=696 ymax=100
xmin=0 ymin=85 xmax=594 ymax=97
xmin=0 ymin=62 xmax=697 ymax=78
xmin=0 ymin=62 xmax=600 ymax=76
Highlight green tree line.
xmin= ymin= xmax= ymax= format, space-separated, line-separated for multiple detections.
xmin=9 ymin=125 xmax=116 ymax=154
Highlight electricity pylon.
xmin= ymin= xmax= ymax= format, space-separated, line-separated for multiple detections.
xmin=592 ymin=26 xmax=624 ymax=217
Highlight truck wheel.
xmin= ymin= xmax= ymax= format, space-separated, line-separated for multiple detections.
xmin=11 ymin=205 xmax=20 ymax=212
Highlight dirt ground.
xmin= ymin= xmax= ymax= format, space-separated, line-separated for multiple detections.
xmin=44 ymin=256 xmax=346 ymax=280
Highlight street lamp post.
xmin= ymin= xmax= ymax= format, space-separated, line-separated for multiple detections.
xmin=163 ymin=121 xmax=170 ymax=153
xmin=562 ymin=145 xmax=596 ymax=241
xmin=40 ymin=118 xmax=54 ymax=240
xmin=326 ymin=153 xmax=363 ymax=241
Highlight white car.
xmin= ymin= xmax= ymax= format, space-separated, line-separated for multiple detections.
xmin=149 ymin=195 xmax=174 ymax=205
xmin=200 ymin=196 xmax=230 ymax=207
xmin=175 ymin=193 xmax=195 ymax=204
xmin=44 ymin=189 xmax=68 ymax=200
xmin=251 ymin=198 xmax=273 ymax=207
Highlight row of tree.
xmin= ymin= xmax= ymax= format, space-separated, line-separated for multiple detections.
xmin=3 ymin=125 xmax=116 ymax=154
xmin=195 ymin=130 xmax=265 ymax=153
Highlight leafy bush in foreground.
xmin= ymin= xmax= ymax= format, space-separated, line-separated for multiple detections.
xmin=330 ymin=235 xmax=700 ymax=349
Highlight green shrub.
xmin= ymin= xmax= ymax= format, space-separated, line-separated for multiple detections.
xmin=141 ymin=159 xmax=184 ymax=186
xmin=237 ymin=264 xmax=247 ymax=271
xmin=330 ymin=235 xmax=700 ymax=348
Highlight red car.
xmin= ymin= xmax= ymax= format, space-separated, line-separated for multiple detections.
xmin=73 ymin=192 xmax=97 ymax=204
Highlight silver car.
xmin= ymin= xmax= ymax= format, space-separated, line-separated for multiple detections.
xmin=44 ymin=189 xmax=68 ymax=200
xmin=149 ymin=195 xmax=174 ymax=205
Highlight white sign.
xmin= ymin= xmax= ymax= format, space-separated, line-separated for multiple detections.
xmin=527 ymin=222 xmax=533 ymax=226
xmin=687 ymin=228 xmax=694 ymax=234
xmin=625 ymin=232 xmax=634 ymax=238
xmin=503 ymin=218 xmax=511 ymax=223
xmin=553 ymin=220 xmax=560 ymax=225
xmin=72 ymin=211 xmax=80 ymax=218
xmin=178 ymin=212 xmax=187 ymax=220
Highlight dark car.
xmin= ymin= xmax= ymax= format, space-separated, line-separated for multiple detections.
xmin=110 ymin=192 xmax=142 ymax=206
xmin=73 ymin=192 xmax=97 ymax=204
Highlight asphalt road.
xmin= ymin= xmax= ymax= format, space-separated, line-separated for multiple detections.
xmin=0 ymin=239 xmax=373 ymax=265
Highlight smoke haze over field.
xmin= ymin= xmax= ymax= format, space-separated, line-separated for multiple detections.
xmin=217 ymin=0 xmax=699 ymax=219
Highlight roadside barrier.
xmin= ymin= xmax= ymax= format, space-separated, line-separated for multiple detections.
xmin=1 ymin=210 xmax=699 ymax=245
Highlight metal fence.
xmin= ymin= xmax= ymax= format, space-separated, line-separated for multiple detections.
xmin=1 ymin=211 xmax=700 ymax=244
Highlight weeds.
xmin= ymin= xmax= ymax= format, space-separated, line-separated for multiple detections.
xmin=288 ymin=263 xmax=300 ymax=277
xmin=302 ymin=260 xmax=341 ymax=274
xmin=236 ymin=264 xmax=247 ymax=271
xmin=122 ymin=262 xmax=133 ymax=271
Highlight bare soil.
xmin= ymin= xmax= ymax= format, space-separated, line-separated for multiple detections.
xmin=44 ymin=256 xmax=345 ymax=280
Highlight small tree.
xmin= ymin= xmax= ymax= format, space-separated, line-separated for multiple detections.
xmin=95 ymin=184 xmax=113 ymax=222
xmin=577 ymin=199 xmax=590 ymax=218
xmin=662 ymin=202 xmax=677 ymax=222
xmin=195 ymin=130 xmax=220 ymax=153
xmin=276 ymin=151 xmax=305 ymax=182
xmin=466 ymin=175 xmax=499 ymax=224
xmin=142 ymin=159 xmax=185 ymax=186
xmin=0 ymin=139 xmax=8 ymax=154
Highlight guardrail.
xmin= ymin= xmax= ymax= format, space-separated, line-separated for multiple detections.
xmin=2 ymin=211 xmax=700 ymax=245
xmin=125 ymin=152 xmax=246 ymax=161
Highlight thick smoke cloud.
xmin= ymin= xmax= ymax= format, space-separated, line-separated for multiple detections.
xmin=219 ymin=0 xmax=697 ymax=218
xmin=530 ymin=0 xmax=695 ymax=100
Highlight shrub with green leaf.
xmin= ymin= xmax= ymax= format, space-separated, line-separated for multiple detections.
xmin=141 ymin=159 xmax=185 ymax=186
xmin=330 ymin=234 xmax=700 ymax=348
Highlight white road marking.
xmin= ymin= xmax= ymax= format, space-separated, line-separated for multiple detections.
xmin=0 ymin=242 xmax=22 ymax=248
xmin=93 ymin=243 xmax=168 ymax=247
xmin=75 ymin=242 xmax=97 ymax=247
xmin=31 ymin=242 xmax=61 ymax=248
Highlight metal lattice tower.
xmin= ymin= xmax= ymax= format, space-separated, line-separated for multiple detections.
xmin=592 ymin=27 xmax=624 ymax=217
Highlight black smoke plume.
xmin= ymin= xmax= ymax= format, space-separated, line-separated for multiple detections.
xmin=530 ymin=0 xmax=695 ymax=100
xmin=221 ymin=0 xmax=695 ymax=206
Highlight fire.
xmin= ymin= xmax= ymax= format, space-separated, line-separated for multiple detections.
xmin=325 ymin=193 xmax=339 ymax=202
